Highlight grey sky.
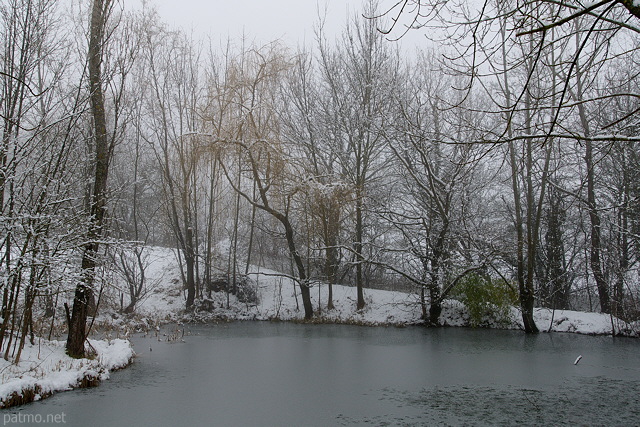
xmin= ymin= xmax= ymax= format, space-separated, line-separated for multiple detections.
xmin=130 ymin=0 xmax=426 ymax=51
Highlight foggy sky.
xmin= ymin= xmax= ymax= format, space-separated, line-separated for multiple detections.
xmin=130 ymin=0 xmax=426 ymax=51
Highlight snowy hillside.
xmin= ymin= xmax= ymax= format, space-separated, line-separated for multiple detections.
xmin=122 ymin=247 xmax=638 ymax=337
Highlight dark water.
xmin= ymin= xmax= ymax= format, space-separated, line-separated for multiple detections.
xmin=6 ymin=323 xmax=640 ymax=426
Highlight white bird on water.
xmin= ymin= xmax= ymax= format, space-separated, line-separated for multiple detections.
xmin=574 ymin=355 xmax=582 ymax=365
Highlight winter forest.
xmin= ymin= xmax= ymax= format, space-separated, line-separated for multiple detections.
xmin=2 ymin=0 xmax=640 ymax=369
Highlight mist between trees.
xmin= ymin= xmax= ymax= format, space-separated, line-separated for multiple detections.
xmin=1 ymin=0 xmax=639 ymax=359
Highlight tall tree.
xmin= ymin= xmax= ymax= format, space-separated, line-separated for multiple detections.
xmin=386 ymin=55 xmax=489 ymax=325
xmin=142 ymin=23 xmax=202 ymax=309
xmin=318 ymin=1 xmax=399 ymax=309
xmin=209 ymin=45 xmax=315 ymax=319
xmin=0 ymin=0 xmax=86 ymax=360
xmin=377 ymin=0 xmax=640 ymax=329
xmin=280 ymin=50 xmax=347 ymax=310
xmin=67 ymin=0 xmax=113 ymax=358
xmin=201 ymin=43 xmax=315 ymax=318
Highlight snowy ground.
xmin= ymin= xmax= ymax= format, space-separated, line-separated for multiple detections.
xmin=0 ymin=338 xmax=133 ymax=408
xmin=125 ymin=247 xmax=638 ymax=338
xmin=1 ymin=245 xmax=637 ymax=408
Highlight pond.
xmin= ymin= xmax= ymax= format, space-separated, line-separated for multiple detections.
xmin=9 ymin=322 xmax=640 ymax=426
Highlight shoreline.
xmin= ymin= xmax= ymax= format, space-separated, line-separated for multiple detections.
xmin=2 ymin=309 xmax=637 ymax=410
xmin=0 ymin=338 xmax=134 ymax=410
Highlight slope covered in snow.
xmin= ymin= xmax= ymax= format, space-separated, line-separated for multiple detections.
xmin=127 ymin=247 xmax=638 ymax=337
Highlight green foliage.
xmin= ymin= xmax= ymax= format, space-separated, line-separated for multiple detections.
xmin=451 ymin=273 xmax=519 ymax=327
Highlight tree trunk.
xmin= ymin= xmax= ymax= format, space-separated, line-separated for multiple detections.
xmin=282 ymin=214 xmax=313 ymax=319
xmin=229 ymin=151 xmax=314 ymax=319
xmin=499 ymin=17 xmax=538 ymax=334
xmin=427 ymin=228 xmax=448 ymax=326
xmin=355 ymin=186 xmax=365 ymax=310
xmin=570 ymin=37 xmax=610 ymax=314
xmin=428 ymin=285 xmax=442 ymax=326
xmin=508 ymin=140 xmax=539 ymax=334
xmin=613 ymin=157 xmax=630 ymax=318
xmin=185 ymin=226 xmax=196 ymax=308
xmin=324 ymin=200 xmax=339 ymax=310
xmin=523 ymin=137 xmax=542 ymax=334
xmin=67 ymin=0 xmax=111 ymax=358
xmin=585 ymin=139 xmax=610 ymax=313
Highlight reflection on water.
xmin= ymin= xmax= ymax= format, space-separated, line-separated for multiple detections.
xmin=8 ymin=322 xmax=640 ymax=426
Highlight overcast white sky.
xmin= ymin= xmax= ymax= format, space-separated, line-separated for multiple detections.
xmin=128 ymin=0 xmax=427 ymax=51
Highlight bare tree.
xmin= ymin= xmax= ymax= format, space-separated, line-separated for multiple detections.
xmin=280 ymin=50 xmax=349 ymax=310
xmin=0 ymin=0 xmax=90 ymax=361
xmin=67 ymin=0 xmax=116 ymax=357
xmin=205 ymin=44 xmax=315 ymax=319
xmin=374 ymin=0 xmax=640 ymax=329
xmin=383 ymin=52 xmax=491 ymax=325
xmin=317 ymin=0 xmax=399 ymax=310
xmin=141 ymin=22 xmax=203 ymax=309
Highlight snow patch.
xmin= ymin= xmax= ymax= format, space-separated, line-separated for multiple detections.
xmin=0 ymin=338 xmax=134 ymax=408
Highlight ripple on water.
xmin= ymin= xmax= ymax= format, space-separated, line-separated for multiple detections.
xmin=351 ymin=377 xmax=640 ymax=426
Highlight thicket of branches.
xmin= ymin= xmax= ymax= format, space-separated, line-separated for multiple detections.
xmin=1 ymin=0 xmax=639 ymax=360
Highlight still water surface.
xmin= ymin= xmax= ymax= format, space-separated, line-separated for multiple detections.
xmin=11 ymin=322 xmax=640 ymax=426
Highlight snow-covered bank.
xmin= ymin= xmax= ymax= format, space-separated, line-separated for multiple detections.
xmin=0 ymin=339 xmax=134 ymax=408
xmin=531 ymin=307 xmax=637 ymax=336
xmin=123 ymin=249 xmax=638 ymax=337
